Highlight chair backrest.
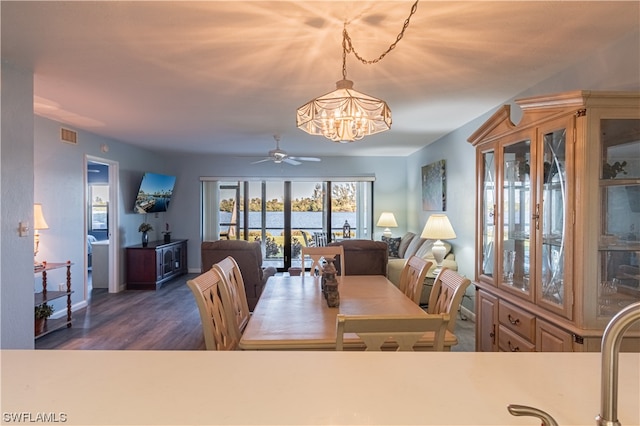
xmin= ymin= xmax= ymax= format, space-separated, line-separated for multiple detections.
xmin=327 ymin=239 xmax=388 ymax=275
xmin=201 ymin=240 xmax=266 ymax=311
xmin=212 ymin=256 xmax=250 ymax=339
xmin=300 ymin=231 xmax=312 ymax=247
xmin=300 ymin=246 xmax=345 ymax=277
xmin=186 ymin=268 xmax=238 ymax=350
xmin=426 ymin=267 xmax=472 ymax=332
xmin=335 ymin=314 xmax=450 ymax=351
xmin=219 ymin=200 xmax=237 ymax=239
xmin=313 ymin=232 xmax=328 ymax=247
xmin=399 ymin=256 xmax=432 ymax=304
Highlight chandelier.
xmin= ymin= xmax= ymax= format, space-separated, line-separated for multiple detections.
xmin=296 ymin=1 xmax=419 ymax=143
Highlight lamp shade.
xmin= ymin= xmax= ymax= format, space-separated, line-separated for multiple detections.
xmin=296 ymin=79 xmax=391 ymax=143
xmin=421 ymin=214 xmax=456 ymax=240
xmin=376 ymin=212 xmax=398 ymax=228
xmin=34 ymin=203 xmax=49 ymax=230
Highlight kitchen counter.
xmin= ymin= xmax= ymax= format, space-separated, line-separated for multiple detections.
xmin=1 ymin=351 xmax=638 ymax=425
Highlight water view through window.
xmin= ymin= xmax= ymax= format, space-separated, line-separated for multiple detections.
xmin=205 ymin=179 xmax=373 ymax=271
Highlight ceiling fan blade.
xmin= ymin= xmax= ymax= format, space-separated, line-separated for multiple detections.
xmin=283 ymin=158 xmax=302 ymax=166
xmin=290 ymin=156 xmax=321 ymax=162
xmin=251 ymin=158 xmax=272 ymax=164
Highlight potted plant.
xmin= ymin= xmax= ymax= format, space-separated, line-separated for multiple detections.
xmin=138 ymin=223 xmax=153 ymax=247
xmin=35 ymin=303 xmax=54 ymax=335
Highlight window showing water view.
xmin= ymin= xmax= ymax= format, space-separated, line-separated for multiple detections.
xmin=203 ymin=179 xmax=373 ymax=271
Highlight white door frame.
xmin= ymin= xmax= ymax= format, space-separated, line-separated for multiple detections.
xmin=85 ymin=155 xmax=120 ymax=294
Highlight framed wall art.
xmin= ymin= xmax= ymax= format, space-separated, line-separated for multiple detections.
xmin=422 ymin=159 xmax=446 ymax=211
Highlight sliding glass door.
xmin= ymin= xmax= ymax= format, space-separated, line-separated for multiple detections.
xmin=202 ymin=178 xmax=373 ymax=272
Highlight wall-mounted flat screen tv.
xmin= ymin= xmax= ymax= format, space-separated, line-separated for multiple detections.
xmin=133 ymin=172 xmax=177 ymax=214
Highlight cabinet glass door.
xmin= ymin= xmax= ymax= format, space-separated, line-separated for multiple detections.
xmin=501 ymin=139 xmax=531 ymax=297
xmin=598 ymin=118 xmax=640 ymax=318
xmin=539 ymin=128 xmax=567 ymax=309
xmin=480 ymin=149 xmax=496 ymax=281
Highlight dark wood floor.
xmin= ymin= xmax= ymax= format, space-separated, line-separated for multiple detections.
xmin=36 ymin=273 xmax=475 ymax=351
xmin=36 ymin=273 xmax=206 ymax=350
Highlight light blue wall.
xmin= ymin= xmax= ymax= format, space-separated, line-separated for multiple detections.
xmin=33 ymin=117 xmax=170 ymax=316
xmin=1 ymin=61 xmax=35 ymax=349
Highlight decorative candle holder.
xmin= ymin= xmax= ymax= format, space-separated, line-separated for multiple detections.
xmin=321 ymin=257 xmax=340 ymax=307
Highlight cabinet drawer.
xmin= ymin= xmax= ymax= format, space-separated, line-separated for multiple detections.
xmin=498 ymin=325 xmax=536 ymax=352
xmin=499 ymin=300 xmax=536 ymax=341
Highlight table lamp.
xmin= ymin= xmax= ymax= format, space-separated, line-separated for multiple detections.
xmin=376 ymin=212 xmax=398 ymax=238
xmin=421 ymin=214 xmax=456 ymax=274
xmin=34 ymin=203 xmax=49 ymax=267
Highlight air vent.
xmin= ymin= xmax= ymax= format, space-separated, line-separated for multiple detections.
xmin=60 ymin=127 xmax=78 ymax=145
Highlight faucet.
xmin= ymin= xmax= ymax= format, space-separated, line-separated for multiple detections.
xmin=596 ymin=301 xmax=640 ymax=426
xmin=508 ymin=404 xmax=558 ymax=426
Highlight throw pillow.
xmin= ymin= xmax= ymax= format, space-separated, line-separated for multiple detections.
xmin=382 ymin=236 xmax=401 ymax=258
xmin=397 ymin=232 xmax=415 ymax=258
xmin=404 ymin=236 xmax=426 ymax=259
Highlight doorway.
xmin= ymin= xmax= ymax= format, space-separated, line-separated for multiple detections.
xmin=85 ymin=156 xmax=119 ymax=297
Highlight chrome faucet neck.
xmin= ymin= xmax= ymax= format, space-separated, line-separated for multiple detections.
xmin=596 ymin=301 xmax=640 ymax=426
xmin=508 ymin=404 xmax=558 ymax=426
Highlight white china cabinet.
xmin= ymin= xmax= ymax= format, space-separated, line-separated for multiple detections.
xmin=468 ymin=91 xmax=640 ymax=352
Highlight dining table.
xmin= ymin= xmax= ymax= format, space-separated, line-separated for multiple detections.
xmin=239 ymin=274 xmax=458 ymax=350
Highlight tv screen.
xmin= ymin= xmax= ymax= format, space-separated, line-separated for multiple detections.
xmin=133 ymin=173 xmax=177 ymax=214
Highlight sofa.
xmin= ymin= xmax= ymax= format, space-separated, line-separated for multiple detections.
xmin=326 ymin=239 xmax=388 ymax=276
xmin=385 ymin=232 xmax=457 ymax=299
xmin=201 ymin=240 xmax=277 ymax=311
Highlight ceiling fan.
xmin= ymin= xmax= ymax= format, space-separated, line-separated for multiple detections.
xmin=252 ymin=136 xmax=321 ymax=166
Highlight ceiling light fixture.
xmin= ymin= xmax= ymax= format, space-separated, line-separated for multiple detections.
xmin=296 ymin=1 xmax=419 ymax=143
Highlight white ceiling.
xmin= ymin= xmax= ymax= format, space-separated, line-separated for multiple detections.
xmin=2 ymin=1 xmax=639 ymax=158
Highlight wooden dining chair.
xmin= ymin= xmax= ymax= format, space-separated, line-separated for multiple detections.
xmin=335 ymin=313 xmax=450 ymax=351
xmin=398 ymin=256 xmax=432 ymax=304
xmin=426 ymin=267 xmax=472 ymax=333
xmin=212 ymin=256 xmax=250 ymax=340
xmin=300 ymin=246 xmax=345 ymax=276
xmin=186 ymin=268 xmax=238 ymax=350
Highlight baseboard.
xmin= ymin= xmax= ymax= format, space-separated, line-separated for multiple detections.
xmin=50 ymin=300 xmax=88 ymax=320
xmin=460 ymin=305 xmax=475 ymax=323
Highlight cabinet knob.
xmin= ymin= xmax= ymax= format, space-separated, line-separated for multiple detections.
xmin=508 ymin=314 xmax=520 ymax=325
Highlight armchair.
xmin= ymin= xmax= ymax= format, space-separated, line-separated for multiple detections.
xmin=201 ymin=240 xmax=276 ymax=311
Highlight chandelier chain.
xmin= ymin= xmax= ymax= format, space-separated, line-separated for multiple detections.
xmin=341 ymin=0 xmax=419 ymax=79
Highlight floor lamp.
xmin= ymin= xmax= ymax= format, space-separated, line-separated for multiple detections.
xmin=421 ymin=214 xmax=456 ymax=274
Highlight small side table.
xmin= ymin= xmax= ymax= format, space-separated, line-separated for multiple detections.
xmin=34 ymin=261 xmax=73 ymax=338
